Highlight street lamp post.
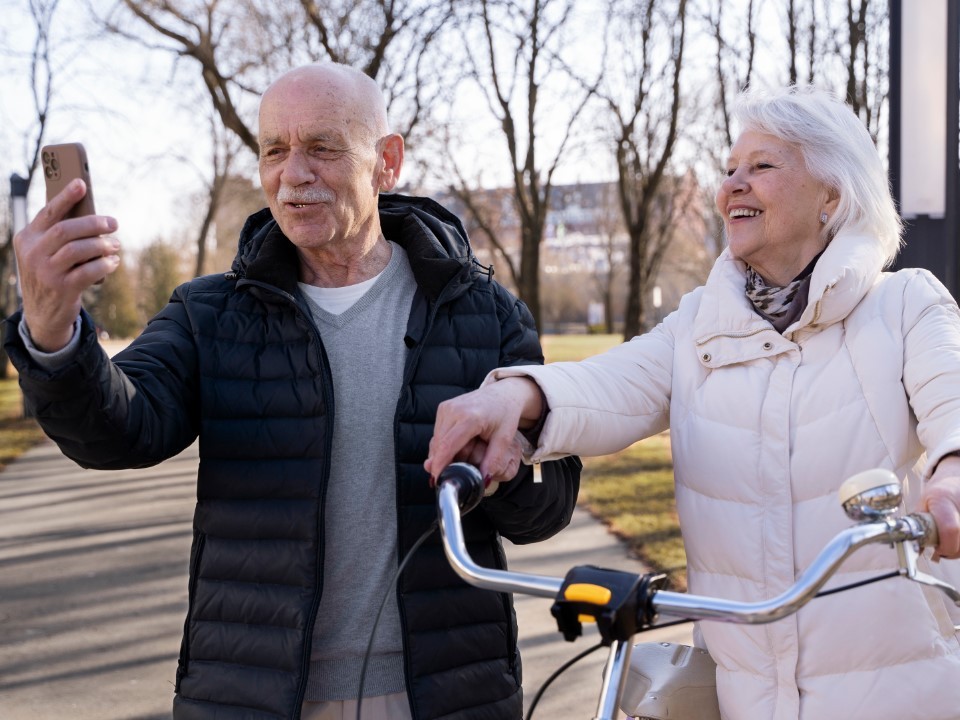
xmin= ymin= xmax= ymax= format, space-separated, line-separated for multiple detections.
xmin=6 ymin=173 xmax=29 ymax=402
xmin=9 ymin=173 xmax=29 ymax=304
xmin=890 ymin=0 xmax=960 ymax=295
xmin=652 ymin=285 xmax=663 ymax=325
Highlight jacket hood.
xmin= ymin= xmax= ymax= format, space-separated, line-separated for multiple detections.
xmin=230 ymin=194 xmax=483 ymax=301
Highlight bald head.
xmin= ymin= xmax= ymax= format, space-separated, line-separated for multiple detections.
xmin=259 ymin=63 xmax=390 ymax=149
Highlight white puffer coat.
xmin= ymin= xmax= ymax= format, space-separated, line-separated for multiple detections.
xmin=493 ymin=230 xmax=960 ymax=719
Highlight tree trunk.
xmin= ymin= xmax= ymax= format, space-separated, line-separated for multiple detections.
xmin=623 ymin=223 xmax=645 ymax=340
xmin=518 ymin=221 xmax=543 ymax=331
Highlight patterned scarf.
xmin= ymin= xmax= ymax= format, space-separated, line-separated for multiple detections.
xmin=744 ymin=266 xmax=805 ymax=318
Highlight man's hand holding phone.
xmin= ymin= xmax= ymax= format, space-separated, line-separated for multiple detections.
xmin=15 ymin=147 xmax=120 ymax=352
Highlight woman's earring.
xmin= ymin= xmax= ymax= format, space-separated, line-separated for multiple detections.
xmin=820 ymin=212 xmax=828 ymax=224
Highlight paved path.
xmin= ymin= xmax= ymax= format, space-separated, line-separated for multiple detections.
xmin=0 ymin=440 xmax=691 ymax=719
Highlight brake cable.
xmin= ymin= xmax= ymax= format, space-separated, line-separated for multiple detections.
xmin=356 ymin=520 xmax=438 ymax=720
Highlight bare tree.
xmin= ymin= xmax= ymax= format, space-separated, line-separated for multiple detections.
xmin=600 ymin=0 xmax=688 ymax=339
xmin=588 ymin=184 xmax=626 ymax=334
xmin=106 ymin=0 xmax=457 ymax=156
xmin=683 ymin=0 xmax=760 ymax=290
xmin=448 ymin=0 xmax=598 ymax=329
xmin=0 ymin=0 xmax=61 ymax=378
xmin=100 ymin=0 xmax=459 ymax=284
xmin=657 ymin=169 xmax=717 ymax=289
xmin=778 ymin=0 xmax=888 ymax=140
xmin=844 ymin=0 xmax=869 ymax=113
xmin=839 ymin=0 xmax=888 ymax=140
xmin=103 ymin=0 xmax=277 ymax=156
xmin=806 ymin=0 xmax=818 ymax=84
xmin=785 ymin=1 xmax=825 ymax=88
xmin=191 ymin=112 xmax=241 ymax=277
xmin=787 ymin=0 xmax=800 ymax=85
xmin=701 ymin=0 xmax=756 ymax=149
xmin=297 ymin=0 xmax=455 ymax=141
xmin=781 ymin=0 xmax=827 ymax=87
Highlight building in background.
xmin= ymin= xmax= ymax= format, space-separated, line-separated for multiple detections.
xmin=438 ymin=179 xmax=717 ymax=334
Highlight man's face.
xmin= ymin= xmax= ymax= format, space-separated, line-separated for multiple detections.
xmin=257 ymin=72 xmax=382 ymax=252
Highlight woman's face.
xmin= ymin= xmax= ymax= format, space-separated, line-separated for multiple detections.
xmin=716 ymin=130 xmax=837 ymax=286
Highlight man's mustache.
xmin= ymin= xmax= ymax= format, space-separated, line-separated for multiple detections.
xmin=277 ymin=187 xmax=335 ymax=204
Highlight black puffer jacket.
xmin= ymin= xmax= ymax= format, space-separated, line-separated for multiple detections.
xmin=4 ymin=193 xmax=581 ymax=720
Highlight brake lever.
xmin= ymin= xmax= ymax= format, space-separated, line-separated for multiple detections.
xmin=896 ymin=516 xmax=960 ymax=608
xmin=840 ymin=471 xmax=960 ymax=610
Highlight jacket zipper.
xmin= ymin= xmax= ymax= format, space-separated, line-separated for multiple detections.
xmin=175 ymin=532 xmax=206 ymax=691
xmin=395 ymin=270 xmax=471 ymax=719
xmin=809 ymin=283 xmax=835 ymax=326
xmin=492 ymin=537 xmax=518 ymax=675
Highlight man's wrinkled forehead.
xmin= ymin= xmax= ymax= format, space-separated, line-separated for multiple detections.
xmin=257 ymin=66 xmax=383 ymax=145
xmin=258 ymin=92 xmax=347 ymax=141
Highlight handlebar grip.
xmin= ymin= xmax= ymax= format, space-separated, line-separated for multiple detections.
xmin=913 ymin=511 xmax=940 ymax=548
xmin=436 ymin=463 xmax=486 ymax=515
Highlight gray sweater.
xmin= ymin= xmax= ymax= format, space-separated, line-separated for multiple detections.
xmin=298 ymin=243 xmax=417 ymax=701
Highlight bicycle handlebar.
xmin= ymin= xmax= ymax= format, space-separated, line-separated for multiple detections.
xmin=651 ymin=513 xmax=935 ymax=624
xmin=435 ymin=462 xmax=959 ymax=720
xmin=437 ymin=463 xmax=958 ymax=626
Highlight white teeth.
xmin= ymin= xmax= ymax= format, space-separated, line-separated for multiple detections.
xmin=729 ymin=208 xmax=760 ymax=218
xmin=293 ymin=204 xmax=304 ymax=208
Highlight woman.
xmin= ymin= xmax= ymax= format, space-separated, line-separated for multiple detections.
xmin=425 ymin=86 xmax=960 ymax=720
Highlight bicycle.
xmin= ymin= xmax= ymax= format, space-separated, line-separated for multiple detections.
xmin=434 ymin=464 xmax=960 ymax=720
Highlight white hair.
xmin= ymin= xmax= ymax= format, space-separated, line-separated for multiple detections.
xmin=732 ymin=86 xmax=902 ymax=265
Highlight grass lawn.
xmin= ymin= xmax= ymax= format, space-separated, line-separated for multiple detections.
xmin=541 ymin=333 xmax=623 ymax=362
xmin=0 ymin=374 xmax=44 ymax=474
xmin=576 ymin=434 xmax=686 ymax=590
xmin=542 ymin=333 xmax=687 ymax=591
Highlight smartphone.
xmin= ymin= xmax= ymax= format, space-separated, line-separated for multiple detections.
xmin=41 ymin=142 xmax=96 ymax=218
xmin=42 ymin=142 xmax=108 ymax=283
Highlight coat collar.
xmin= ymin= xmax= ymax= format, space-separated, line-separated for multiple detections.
xmin=230 ymin=194 xmax=482 ymax=302
xmin=693 ymin=229 xmax=886 ymax=367
xmin=798 ymin=229 xmax=886 ymax=330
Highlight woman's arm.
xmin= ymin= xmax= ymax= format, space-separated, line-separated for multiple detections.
xmin=901 ymin=270 xmax=960 ymax=559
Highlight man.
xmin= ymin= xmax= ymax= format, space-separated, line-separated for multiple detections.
xmin=4 ymin=63 xmax=581 ymax=720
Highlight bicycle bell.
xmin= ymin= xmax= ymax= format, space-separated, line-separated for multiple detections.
xmin=838 ymin=468 xmax=902 ymax=521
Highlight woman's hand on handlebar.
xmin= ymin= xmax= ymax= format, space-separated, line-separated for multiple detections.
xmin=923 ymin=455 xmax=960 ymax=560
xmin=426 ymin=376 xmax=544 ymax=487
